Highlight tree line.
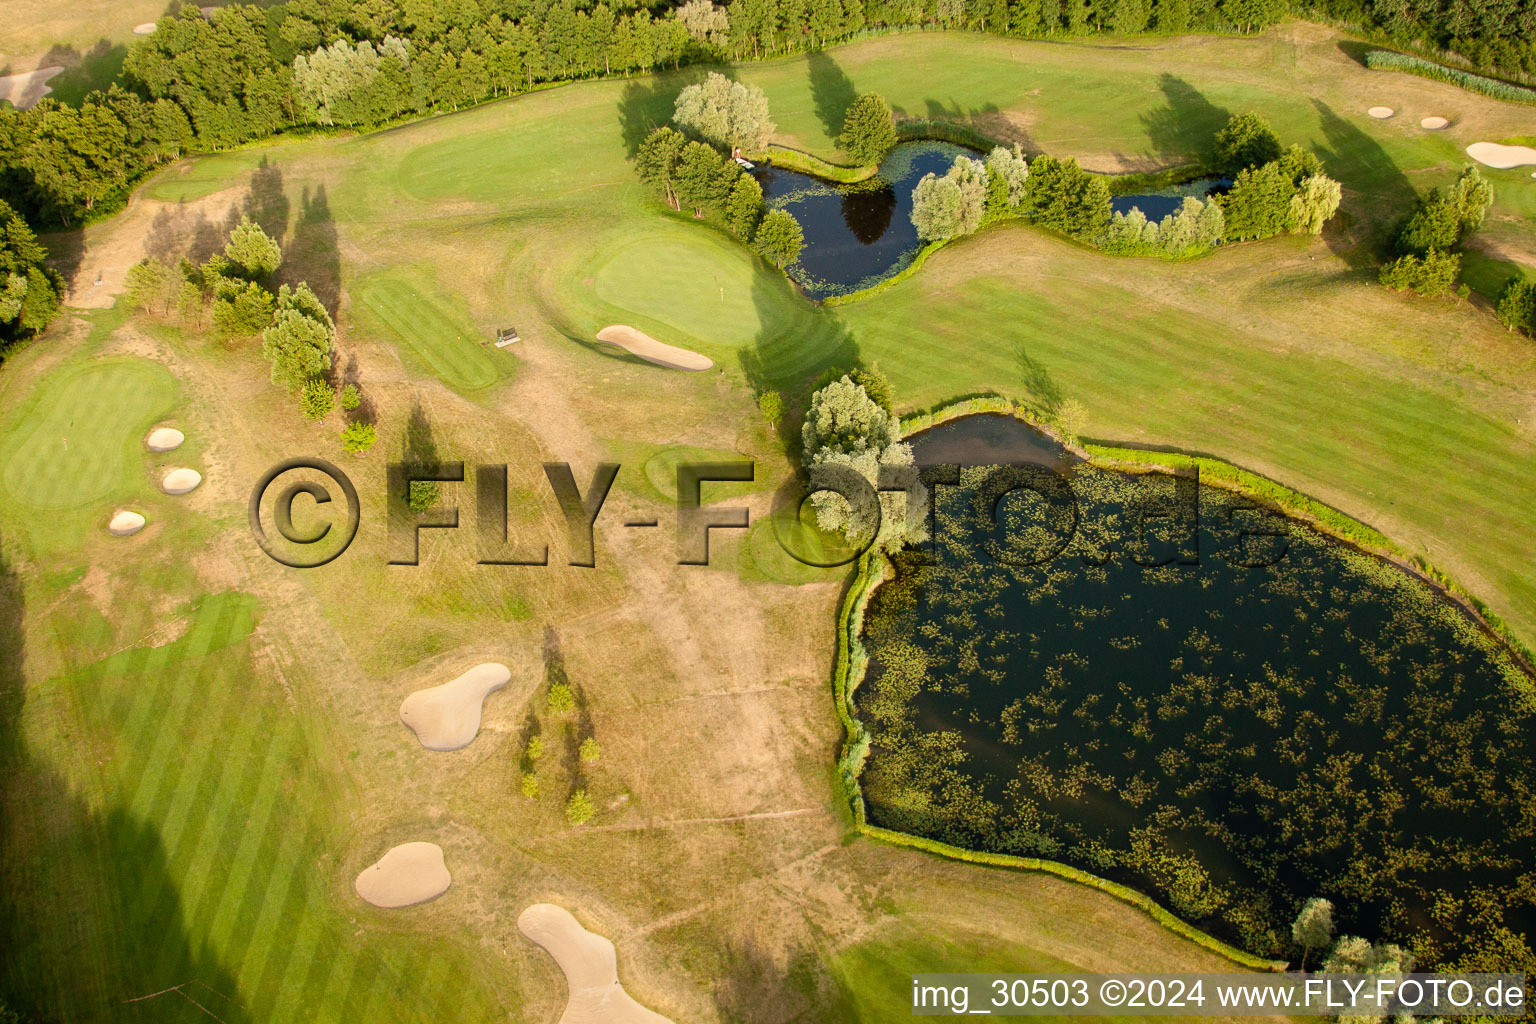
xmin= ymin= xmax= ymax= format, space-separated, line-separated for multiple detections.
xmin=6 ymin=0 xmax=1528 ymax=237
xmin=909 ymin=111 xmax=1341 ymax=258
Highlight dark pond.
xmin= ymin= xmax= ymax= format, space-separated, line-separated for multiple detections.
xmin=753 ymin=141 xmax=977 ymax=300
xmin=1111 ymin=176 xmax=1231 ymax=221
xmin=857 ymin=414 xmax=1535 ymax=966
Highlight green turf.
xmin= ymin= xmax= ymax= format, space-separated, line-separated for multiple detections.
xmin=0 ymin=357 xmax=178 ymax=510
xmin=0 ymin=592 xmax=509 ymax=1023
xmin=829 ymin=914 xmax=1216 ymax=1023
xmin=351 ymin=270 xmax=507 ymax=392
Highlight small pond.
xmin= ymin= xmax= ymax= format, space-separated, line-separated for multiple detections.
xmin=856 ymin=414 xmax=1536 ymax=967
xmin=1111 ymin=176 xmax=1231 ymax=221
xmin=754 ymin=140 xmax=978 ymax=300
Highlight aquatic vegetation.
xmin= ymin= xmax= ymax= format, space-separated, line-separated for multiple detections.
xmin=857 ymin=457 xmax=1535 ymax=972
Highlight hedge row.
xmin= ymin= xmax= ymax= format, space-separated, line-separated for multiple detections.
xmin=857 ymin=824 xmax=1286 ymax=972
xmin=1363 ymin=49 xmax=1536 ymax=105
xmin=895 ymin=118 xmax=1007 ymax=152
xmin=750 ymin=143 xmax=877 ymax=183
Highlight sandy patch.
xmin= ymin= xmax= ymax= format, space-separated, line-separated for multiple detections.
xmin=146 ymin=426 xmax=185 ymax=452
xmin=595 ymin=325 xmax=713 ymax=372
xmin=0 ymin=67 xmax=63 ymax=112
xmin=355 ymin=842 xmax=451 ymax=908
xmin=161 ymin=468 xmax=202 ymax=494
xmin=399 ymin=662 xmax=511 ymax=751
xmin=1420 ymin=116 xmax=1449 ymax=130
xmin=108 ymin=510 xmax=146 ymax=536
xmin=518 ymin=904 xmax=677 ymax=1024
xmin=1368 ymin=106 xmax=1394 ymax=119
xmin=49 ymin=182 xmax=246 ymax=310
xmin=133 ymin=22 xmax=157 ymax=33
xmin=1467 ymin=141 xmax=1536 ymax=169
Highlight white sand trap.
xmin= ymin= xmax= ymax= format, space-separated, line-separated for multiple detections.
xmin=0 ymin=67 xmax=64 ymax=112
xmin=400 ymin=662 xmax=511 ymax=751
xmin=108 ymin=510 xmax=146 ymax=536
xmin=133 ymin=22 xmax=157 ymax=33
xmin=146 ymin=427 xmax=185 ymax=451
xmin=355 ymin=842 xmax=450 ymax=908
xmin=595 ymin=325 xmax=713 ymax=372
xmin=1368 ymin=106 xmax=1395 ymax=119
xmin=1420 ymin=116 xmax=1449 ymax=130
xmin=161 ymin=468 xmax=202 ymax=495
xmin=1467 ymin=142 xmax=1536 ymax=169
xmin=518 ymin=904 xmax=677 ymax=1024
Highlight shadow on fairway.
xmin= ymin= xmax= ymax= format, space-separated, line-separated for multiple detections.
xmin=1310 ymin=98 xmax=1417 ymax=266
xmin=809 ymin=51 xmax=858 ymax=141
xmin=739 ymin=269 xmax=866 ymax=452
xmin=245 ymin=158 xmax=291 ymax=244
xmin=617 ymin=68 xmax=712 ymax=158
xmin=0 ymin=541 xmax=248 ymax=1023
xmin=1140 ymin=74 xmax=1230 ymax=166
xmin=281 ymin=184 xmax=341 ymax=318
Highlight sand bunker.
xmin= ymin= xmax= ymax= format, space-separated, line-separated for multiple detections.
xmin=355 ymin=842 xmax=451 ymax=908
xmin=518 ymin=904 xmax=676 ymax=1024
xmin=595 ymin=325 xmax=713 ymax=372
xmin=133 ymin=22 xmax=157 ymax=33
xmin=0 ymin=67 xmax=64 ymax=112
xmin=146 ymin=427 xmax=185 ymax=452
xmin=108 ymin=510 xmax=146 ymax=536
xmin=1467 ymin=142 xmax=1536 ymax=169
xmin=400 ymin=662 xmax=511 ymax=751
xmin=1420 ymin=116 xmax=1449 ymax=130
xmin=161 ymin=468 xmax=202 ymax=495
xmin=1368 ymin=106 xmax=1395 ymax=119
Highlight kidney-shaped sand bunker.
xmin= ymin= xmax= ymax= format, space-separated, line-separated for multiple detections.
xmin=355 ymin=842 xmax=451 ymax=908
xmin=399 ymin=662 xmax=511 ymax=751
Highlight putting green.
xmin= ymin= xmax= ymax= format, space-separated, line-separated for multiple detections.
xmin=590 ymin=227 xmax=766 ymax=351
xmin=1 ymin=359 xmax=178 ymax=510
xmin=352 ymin=271 xmax=504 ymax=392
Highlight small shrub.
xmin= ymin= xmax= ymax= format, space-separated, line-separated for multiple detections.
xmin=520 ymin=772 xmax=538 ymax=799
xmin=340 ymin=383 xmax=361 ymax=410
xmin=300 ymin=376 xmax=334 ymax=420
xmin=758 ymin=390 xmax=784 ymax=424
xmin=526 ymin=736 xmax=544 ymax=761
xmin=565 ymin=789 xmax=595 ymax=825
xmin=340 ymin=420 xmax=377 ymax=454
xmin=547 ymin=682 xmax=575 ymax=716
xmin=579 ymin=737 xmax=601 ymax=762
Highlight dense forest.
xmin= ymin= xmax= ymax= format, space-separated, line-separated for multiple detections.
xmin=1 ymin=0 xmax=1533 ymax=236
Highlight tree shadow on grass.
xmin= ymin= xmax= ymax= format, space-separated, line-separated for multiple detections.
xmin=717 ymin=934 xmax=842 ymax=1023
xmin=1140 ymin=74 xmax=1230 ymax=167
xmin=616 ymin=69 xmax=710 ymax=158
xmin=244 ymin=158 xmax=290 ymax=244
xmin=808 ymin=51 xmax=857 ymax=142
xmin=43 ymin=41 xmax=128 ymax=106
xmin=739 ymin=266 xmax=865 ymax=454
xmin=1310 ymin=98 xmax=1417 ymax=267
xmin=1015 ymin=343 xmax=1063 ymax=419
xmin=280 ymin=184 xmax=340 ymax=318
xmin=0 ymin=540 xmax=248 ymax=1023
